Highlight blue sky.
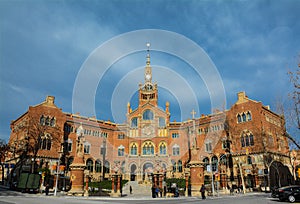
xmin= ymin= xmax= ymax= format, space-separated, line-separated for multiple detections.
xmin=0 ymin=0 xmax=299 ymax=143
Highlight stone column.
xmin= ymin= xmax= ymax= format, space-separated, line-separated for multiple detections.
xmin=111 ymin=176 xmax=115 ymax=193
xmin=185 ymin=172 xmax=189 ymax=197
xmin=189 ymin=161 xmax=204 ymax=197
xmin=68 ymin=160 xmax=85 ymax=196
xmin=84 ymin=174 xmax=89 ymax=197
xmin=110 ymin=174 xmax=121 ymax=197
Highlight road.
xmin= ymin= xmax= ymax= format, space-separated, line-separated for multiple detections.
xmin=0 ymin=186 xmax=283 ymax=204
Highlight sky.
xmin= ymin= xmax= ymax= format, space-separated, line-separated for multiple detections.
xmin=0 ymin=0 xmax=300 ymax=143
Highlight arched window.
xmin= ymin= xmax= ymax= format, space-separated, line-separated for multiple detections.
xmin=41 ymin=138 xmax=46 ymax=149
xmin=50 ymin=117 xmax=56 ymax=127
xmin=220 ymin=154 xmax=227 ymax=165
xmin=143 ymin=109 xmax=154 ymax=120
xmin=95 ymin=160 xmax=102 ymax=173
xmin=121 ymin=161 xmax=126 ymax=174
xmin=84 ymin=142 xmax=91 ymax=154
xmin=211 ymin=156 xmax=218 ymax=172
xmin=46 ymin=138 xmax=51 ymax=150
xmin=131 ymin=117 xmax=138 ymax=128
xmin=242 ymin=113 xmax=246 ymax=122
xmin=86 ymin=159 xmax=93 ymax=172
xmin=245 ymin=135 xmax=249 ymax=146
xmin=171 ymin=160 xmax=176 ymax=172
xmin=249 ymin=134 xmax=254 ymax=146
xmin=237 ymin=114 xmax=242 ymax=123
xmin=159 ymin=142 xmax=167 ymax=155
xmin=130 ymin=143 xmax=138 ymax=155
xmin=45 ymin=117 xmax=50 ymax=126
xmin=104 ymin=161 xmax=110 ymax=173
xmin=203 ymin=157 xmax=209 ymax=171
xmin=247 ymin=156 xmax=252 ymax=165
xmin=241 ymin=136 xmax=245 ymax=147
xmin=142 ymin=141 xmax=154 ymax=155
xmin=118 ymin=145 xmax=125 ymax=156
xmin=172 ymin=144 xmax=180 ymax=156
xmin=40 ymin=115 xmax=45 ymax=125
xmin=39 ymin=134 xmax=51 ymax=150
xmin=241 ymin=131 xmax=254 ymax=147
xmin=247 ymin=112 xmax=252 ymax=121
xmin=67 ymin=139 xmax=72 ymax=152
xmin=178 ymin=160 xmax=183 ymax=172
xmin=159 ymin=117 xmax=166 ymax=127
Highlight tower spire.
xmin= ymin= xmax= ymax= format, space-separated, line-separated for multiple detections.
xmin=144 ymin=42 xmax=152 ymax=83
xmin=146 ymin=42 xmax=151 ymax=66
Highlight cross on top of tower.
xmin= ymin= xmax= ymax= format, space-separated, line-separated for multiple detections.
xmin=191 ymin=109 xmax=196 ymax=119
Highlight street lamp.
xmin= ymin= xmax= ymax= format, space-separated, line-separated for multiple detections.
xmin=235 ymin=157 xmax=246 ymax=194
xmin=54 ymin=150 xmax=63 ymax=196
xmin=101 ymin=138 xmax=106 ymax=181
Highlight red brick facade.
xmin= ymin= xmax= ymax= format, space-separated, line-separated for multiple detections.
xmin=7 ymin=56 xmax=292 ymax=192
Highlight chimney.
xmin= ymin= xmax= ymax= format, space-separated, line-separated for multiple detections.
xmin=46 ymin=96 xmax=55 ymax=105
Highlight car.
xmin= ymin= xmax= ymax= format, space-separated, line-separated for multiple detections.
xmin=277 ymin=185 xmax=300 ymax=203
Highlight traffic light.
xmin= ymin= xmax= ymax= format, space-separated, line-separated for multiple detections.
xmin=215 ymin=173 xmax=220 ymax=181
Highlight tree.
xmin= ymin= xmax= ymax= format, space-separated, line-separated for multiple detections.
xmin=10 ymin=111 xmax=62 ymax=174
xmin=288 ymin=62 xmax=300 ymax=131
xmin=0 ymin=139 xmax=10 ymax=184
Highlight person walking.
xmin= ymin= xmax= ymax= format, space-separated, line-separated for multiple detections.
xmin=200 ymin=184 xmax=206 ymax=199
xmin=129 ymin=185 xmax=132 ymax=194
xmin=45 ymin=183 xmax=50 ymax=196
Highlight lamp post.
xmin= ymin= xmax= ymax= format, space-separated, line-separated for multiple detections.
xmin=235 ymin=157 xmax=246 ymax=194
xmin=208 ymin=153 xmax=215 ymax=196
xmin=54 ymin=150 xmax=62 ymax=196
xmin=101 ymin=138 xmax=106 ymax=181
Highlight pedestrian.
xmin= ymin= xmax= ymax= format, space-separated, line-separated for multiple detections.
xmin=130 ymin=185 xmax=132 ymax=194
xmin=200 ymin=184 xmax=206 ymax=199
xmin=152 ymin=186 xmax=156 ymax=198
xmin=155 ymin=187 xmax=159 ymax=197
xmin=45 ymin=183 xmax=49 ymax=196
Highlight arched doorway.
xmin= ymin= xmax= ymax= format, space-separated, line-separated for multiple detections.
xmin=269 ymin=161 xmax=293 ymax=188
xmin=143 ymin=162 xmax=153 ymax=181
xmin=130 ymin=164 xmax=137 ymax=181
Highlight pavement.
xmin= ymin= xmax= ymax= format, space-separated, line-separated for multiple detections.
xmin=0 ymin=184 xmax=270 ymax=201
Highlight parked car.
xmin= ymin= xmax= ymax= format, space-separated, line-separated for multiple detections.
xmin=277 ymin=186 xmax=300 ymax=203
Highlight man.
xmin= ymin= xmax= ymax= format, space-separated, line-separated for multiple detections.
xmin=200 ymin=184 xmax=206 ymax=199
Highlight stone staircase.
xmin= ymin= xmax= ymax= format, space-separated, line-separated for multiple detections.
xmin=122 ymin=181 xmax=152 ymax=197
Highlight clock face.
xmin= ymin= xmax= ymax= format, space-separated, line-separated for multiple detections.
xmin=145 ymin=74 xmax=151 ymax=80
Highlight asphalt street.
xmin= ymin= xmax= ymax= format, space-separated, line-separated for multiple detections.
xmin=0 ymin=186 xmax=285 ymax=204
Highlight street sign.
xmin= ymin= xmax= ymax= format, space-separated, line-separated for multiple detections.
xmin=207 ymin=165 xmax=211 ymax=172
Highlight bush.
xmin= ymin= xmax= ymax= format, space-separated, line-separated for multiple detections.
xmin=88 ymin=179 xmax=128 ymax=190
xmin=166 ymin=178 xmax=186 ymax=189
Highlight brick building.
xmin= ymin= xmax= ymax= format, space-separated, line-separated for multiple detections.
xmin=7 ymin=49 xmax=293 ymax=193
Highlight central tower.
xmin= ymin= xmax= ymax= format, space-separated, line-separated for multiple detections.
xmin=139 ymin=43 xmax=158 ymax=107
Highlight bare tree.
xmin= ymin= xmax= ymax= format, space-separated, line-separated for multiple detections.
xmin=0 ymin=139 xmax=10 ymax=184
xmin=11 ymin=112 xmax=62 ymax=173
xmin=288 ymin=62 xmax=300 ymax=131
